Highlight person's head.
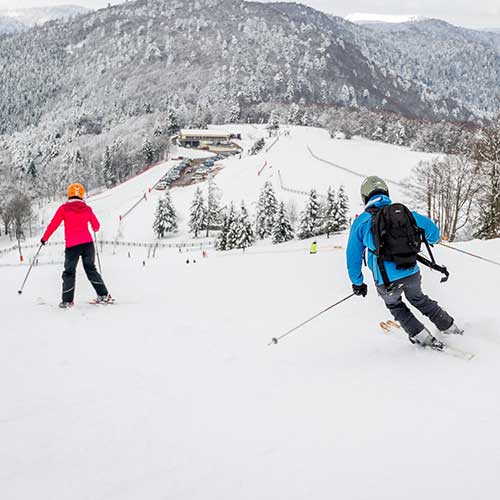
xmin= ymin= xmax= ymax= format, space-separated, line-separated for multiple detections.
xmin=360 ymin=176 xmax=389 ymax=204
xmin=67 ymin=183 xmax=86 ymax=200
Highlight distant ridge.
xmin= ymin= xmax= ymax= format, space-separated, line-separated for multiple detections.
xmin=346 ymin=13 xmax=427 ymax=24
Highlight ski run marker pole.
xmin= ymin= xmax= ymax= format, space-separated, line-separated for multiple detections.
xmin=17 ymin=243 xmax=43 ymax=295
xmin=94 ymin=231 xmax=102 ymax=275
xmin=269 ymin=293 xmax=355 ymax=346
xmin=439 ymin=242 xmax=500 ymax=268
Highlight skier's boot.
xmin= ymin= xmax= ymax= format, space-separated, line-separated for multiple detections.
xmin=59 ymin=301 xmax=74 ymax=309
xmin=441 ymin=322 xmax=464 ymax=335
xmin=410 ymin=327 xmax=445 ymax=350
xmin=94 ymin=294 xmax=114 ymax=304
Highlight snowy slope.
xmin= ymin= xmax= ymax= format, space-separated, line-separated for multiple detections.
xmin=1 ymin=125 xmax=500 ymax=499
xmin=76 ymin=125 xmax=438 ymax=243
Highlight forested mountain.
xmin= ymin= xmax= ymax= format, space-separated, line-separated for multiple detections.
xmin=0 ymin=0 xmax=481 ymax=138
xmin=350 ymin=19 xmax=500 ymax=118
xmin=0 ymin=0 xmax=499 ymax=203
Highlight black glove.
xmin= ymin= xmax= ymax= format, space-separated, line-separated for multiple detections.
xmin=352 ymin=283 xmax=367 ymax=297
xmin=40 ymin=239 xmax=47 ymax=246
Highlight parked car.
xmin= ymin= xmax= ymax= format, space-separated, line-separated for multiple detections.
xmin=154 ymin=181 xmax=168 ymax=190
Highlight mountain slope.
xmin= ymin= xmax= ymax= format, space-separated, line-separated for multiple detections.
xmin=350 ymin=19 xmax=500 ymax=117
xmin=0 ymin=0 xmax=475 ymax=138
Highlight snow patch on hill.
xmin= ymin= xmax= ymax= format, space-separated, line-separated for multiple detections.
xmin=346 ymin=12 xmax=427 ymax=24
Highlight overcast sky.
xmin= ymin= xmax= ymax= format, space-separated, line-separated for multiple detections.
xmin=0 ymin=0 xmax=499 ymax=29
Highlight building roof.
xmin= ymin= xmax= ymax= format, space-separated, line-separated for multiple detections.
xmin=179 ymin=129 xmax=232 ymax=138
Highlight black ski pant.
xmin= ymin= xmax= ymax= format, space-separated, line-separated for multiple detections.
xmin=62 ymin=242 xmax=108 ymax=303
xmin=377 ymin=272 xmax=453 ymax=337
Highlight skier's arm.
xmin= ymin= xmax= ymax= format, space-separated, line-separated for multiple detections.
xmin=413 ymin=212 xmax=440 ymax=245
xmin=346 ymin=220 xmax=366 ymax=286
xmin=41 ymin=206 xmax=64 ymax=242
xmin=89 ymin=208 xmax=100 ymax=233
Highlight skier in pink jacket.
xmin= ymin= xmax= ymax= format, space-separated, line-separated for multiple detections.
xmin=41 ymin=183 xmax=112 ymax=308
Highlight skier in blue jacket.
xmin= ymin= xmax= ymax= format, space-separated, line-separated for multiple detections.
xmin=346 ymin=176 xmax=463 ymax=347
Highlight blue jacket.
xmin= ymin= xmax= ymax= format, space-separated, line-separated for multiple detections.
xmin=346 ymin=195 xmax=441 ymax=286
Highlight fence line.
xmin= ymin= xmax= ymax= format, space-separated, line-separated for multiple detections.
xmin=277 ymin=170 xmax=309 ymax=197
xmin=0 ymin=238 xmax=215 ymax=260
xmin=307 ymin=145 xmax=402 ymax=187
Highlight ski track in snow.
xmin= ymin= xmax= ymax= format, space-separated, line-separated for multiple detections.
xmin=1 ymin=125 xmax=500 ymax=499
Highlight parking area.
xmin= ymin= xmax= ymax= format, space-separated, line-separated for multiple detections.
xmin=153 ymin=150 xmax=240 ymax=191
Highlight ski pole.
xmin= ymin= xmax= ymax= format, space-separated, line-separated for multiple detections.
xmin=17 ymin=243 xmax=43 ymax=295
xmin=439 ymin=242 xmax=500 ymax=268
xmin=94 ymin=231 xmax=102 ymax=275
xmin=269 ymin=293 xmax=355 ymax=346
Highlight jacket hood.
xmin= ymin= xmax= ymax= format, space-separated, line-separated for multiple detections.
xmin=64 ymin=200 xmax=88 ymax=214
xmin=365 ymin=194 xmax=392 ymax=209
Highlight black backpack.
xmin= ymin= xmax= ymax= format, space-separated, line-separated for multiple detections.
xmin=368 ymin=203 xmax=449 ymax=289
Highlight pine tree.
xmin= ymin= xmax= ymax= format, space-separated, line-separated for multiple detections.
xmin=298 ymin=189 xmax=321 ymax=239
xmin=273 ymin=201 xmax=294 ymax=244
xmin=255 ymin=181 xmax=278 ymax=239
xmin=153 ymin=191 xmax=177 ymax=238
xmin=166 ymin=108 xmax=179 ymax=136
xmin=267 ymin=110 xmax=280 ymax=130
xmin=335 ymin=185 xmax=349 ymax=231
xmin=101 ymin=146 xmax=116 ymax=188
xmin=206 ymin=177 xmax=222 ymax=237
xmin=189 ymin=187 xmax=207 ymax=238
xmin=235 ymin=201 xmax=255 ymax=249
xmin=142 ymin=138 xmax=155 ymax=165
xmin=225 ymin=203 xmax=239 ymax=250
xmin=322 ymin=186 xmax=338 ymax=237
xmin=217 ymin=203 xmax=238 ymax=250
xmin=287 ymin=103 xmax=301 ymax=125
xmin=216 ymin=212 xmax=229 ymax=251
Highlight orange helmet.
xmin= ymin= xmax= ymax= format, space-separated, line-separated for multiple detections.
xmin=67 ymin=183 xmax=85 ymax=199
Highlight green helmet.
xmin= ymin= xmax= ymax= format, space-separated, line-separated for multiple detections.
xmin=360 ymin=176 xmax=389 ymax=204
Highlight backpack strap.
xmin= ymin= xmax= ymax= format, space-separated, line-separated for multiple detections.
xmin=367 ymin=206 xmax=394 ymax=290
xmin=416 ymin=254 xmax=449 ymax=282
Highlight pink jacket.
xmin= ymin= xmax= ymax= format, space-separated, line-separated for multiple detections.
xmin=42 ymin=200 xmax=100 ymax=248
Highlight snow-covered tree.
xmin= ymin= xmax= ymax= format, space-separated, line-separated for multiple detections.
xmin=335 ymin=185 xmax=349 ymax=231
xmin=298 ymin=188 xmax=321 ymax=239
xmin=217 ymin=203 xmax=237 ymax=251
xmin=322 ymin=186 xmax=338 ymax=237
xmin=206 ymin=177 xmax=222 ymax=237
xmin=142 ymin=137 xmax=155 ymax=165
xmin=273 ymin=201 xmax=294 ymax=243
xmin=287 ymin=103 xmax=301 ymax=125
xmin=255 ymin=181 xmax=278 ymax=239
xmin=225 ymin=203 xmax=240 ymax=250
xmin=101 ymin=146 xmax=116 ymax=188
xmin=153 ymin=191 xmax=177 ymax=238
xmin=189 ymin=187 xmax=207 ymax=237
xmin=473 ymin=117 xmax=500 ymax=239
xmin=267 ymin=109 xmax=280 ymax=130
xmin=235 ymin=201 xmax=255 ymax=249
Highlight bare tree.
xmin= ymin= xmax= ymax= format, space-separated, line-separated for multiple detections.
xmin=404 ymin=156 xmax=480 ymax=241
xmin=3 ymin=193 xmax=33 ymax=245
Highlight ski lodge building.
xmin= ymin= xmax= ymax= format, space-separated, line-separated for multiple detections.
xmin=177 ymin=129 xmax=241 ymax=150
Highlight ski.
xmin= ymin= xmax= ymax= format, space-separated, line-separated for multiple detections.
xmin=88 ymin=298 xmax=116 ymax=305
xmin=379 ymin=320 xmax=475 ymax=361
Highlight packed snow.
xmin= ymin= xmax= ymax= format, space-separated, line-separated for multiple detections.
xmin=1 ymin=125 xmax=500 ymax=499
